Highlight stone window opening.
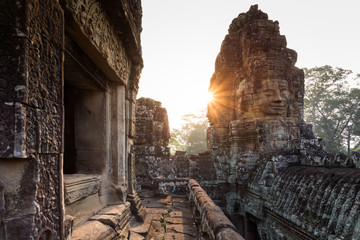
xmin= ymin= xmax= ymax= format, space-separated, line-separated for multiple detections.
xmin=63 ymin=52 xmax=107 ymax=175
xmin=62 ymin=40 xmax=109 ymax=211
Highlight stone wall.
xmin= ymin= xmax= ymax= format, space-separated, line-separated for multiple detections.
xmin=133 ymin=98 xmax=224 ymax=204
xmin=0 ymin=1 xmax=64 ymax=238
xmin=135 ymin=97 xmax=170 ymax=147
xmin=0 ymin=0 xmax=144 ymax=239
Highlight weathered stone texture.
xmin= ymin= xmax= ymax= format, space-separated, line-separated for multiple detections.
xmin=135 ymin=98 xmax=170 ymax=146
xmin=206 ymin=4 xmax=360 ymax=240
xmin=0 ymin=0 xmax=64 ymax=158
xmin=0 ymin=1 xmax=64 ymax=239
xmin=134 ymin=145 xmax=219 ymax=195
xmin=187 ymin=179 xmax=244 ymax=240
xmin=0 ymin=180 xmax=4 ymax=238
xmin=64 ymin=174 xmax=101 ymax=204
xmin=207 ymin=4 xmax=304 ymax=158
xmin=71 ymin=220 xmax=117 ymax=240
xmin=266 ymin=166 xmax=360 ymax=239
xmin=62 ymin=0 xmax=142 ymax=85
xmin=1 ymin=0 xmax=144 ymax=239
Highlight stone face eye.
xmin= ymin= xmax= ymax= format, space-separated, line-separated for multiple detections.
xmin=280 ymin=90 xmax=290 ymax=99
xmin=263 ymin=89 xmax=275 ymax=97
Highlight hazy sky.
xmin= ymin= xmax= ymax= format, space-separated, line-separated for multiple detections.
xmin=138 ymin=0 xmax=360 ymax=130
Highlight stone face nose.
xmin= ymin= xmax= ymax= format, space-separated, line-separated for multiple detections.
xmin=272 ymin=99 xmax=283 ymax=104
xmin=273 ymin=89 xmax=283 ymax=103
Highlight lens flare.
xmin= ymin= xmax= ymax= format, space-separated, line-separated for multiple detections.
xmin=207 ymin=91 xmax=214 ymax=103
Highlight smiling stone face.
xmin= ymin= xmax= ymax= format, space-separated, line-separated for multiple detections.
xmin=236 ymin=78 xmax=291 ymax=120
xmin=207 ymin=4 xmax=305 ymax=158
xmin=254 ymin=79 xmax=290 ymax=117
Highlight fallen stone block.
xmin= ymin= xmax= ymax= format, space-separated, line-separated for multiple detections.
xmin=71 ymin=221 xmax=117 ymax=240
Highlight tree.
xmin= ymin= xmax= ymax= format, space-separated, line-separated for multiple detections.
xmin=169 ymin=111 xmax=209 ymax=154
xmin=168 ymin=129 xmax=186 ymax=152
xmin=304 ymin=65 xmax=360 ymax=154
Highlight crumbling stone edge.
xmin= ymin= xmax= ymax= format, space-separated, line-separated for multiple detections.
xmin=187 ymin=179 xmax=244 ymax=240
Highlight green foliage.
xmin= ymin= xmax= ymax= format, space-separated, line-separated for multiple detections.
xmin=168 ymin=129 xmax=186 ymax=153
xmin=304 ymin=65 xmax=360 ymax=154
xmin=169 ymin=111 xmax=208 ymax=154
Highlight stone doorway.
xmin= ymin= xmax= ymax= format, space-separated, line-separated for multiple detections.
xmin=63 ymin=36 xmax=109 ymax=175
xmin=62 ymin=37 xmax=110 ymax=228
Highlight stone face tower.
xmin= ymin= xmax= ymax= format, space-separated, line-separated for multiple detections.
xmin=207 ymin=5 xmax=306 ymax=185
xmin=207 ymin=5 xmax=360 ymax=240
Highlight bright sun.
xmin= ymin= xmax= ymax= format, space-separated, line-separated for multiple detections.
xmin=206 ymin=91 xmax=214 ymax=103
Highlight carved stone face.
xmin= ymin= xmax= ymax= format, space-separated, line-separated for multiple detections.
xmin=254 ymin=79 xmax=290 ymax=117
xmin=237 ymin=78 xmax=291 ymax=119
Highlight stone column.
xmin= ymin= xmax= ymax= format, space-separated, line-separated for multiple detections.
xmin=110 ymin=83 xmax=127 ymax=203
xmin=126 ymin=96 xmax=137 ymax=195
xmin=126 ymin=66 xmax=146 ymax=220
xmin=0 ymin=180 xmax=4 ymax=239
xmin=0 ymin=0 xmax=64 ymax=239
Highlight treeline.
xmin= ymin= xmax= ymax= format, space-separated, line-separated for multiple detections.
xmin=169 ymin=112 xmax=208 ymax=155
xmin=304 ymin=65 xmax=360 ymax=154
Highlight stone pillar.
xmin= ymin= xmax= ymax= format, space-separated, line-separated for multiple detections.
xmin=0 ymin=0 xmax=64 ymax=239
xmin=126 ymin=66 xmax=146 ymax=220
xmin=0 ymin=180 xmax=4 ymax=239
xmin=109 ymin=83 xmax=127 ymax=203
xmin=127 ymin=96 xmax=137 ymax=195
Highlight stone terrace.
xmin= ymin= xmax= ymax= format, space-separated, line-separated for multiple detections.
xmin=129 ymin=179 xmax=244 ymax=240
xmin=131 ymin=190 xmax=197 ymax=239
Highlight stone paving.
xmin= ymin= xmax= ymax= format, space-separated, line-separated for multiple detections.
xmin=130 ymin=190 xmax=197 ymax=240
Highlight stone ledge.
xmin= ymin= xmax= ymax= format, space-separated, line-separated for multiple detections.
xmin=64 ymin=174 xmax=101 ymax=204
xmin=187 ymin=179 xmax=244 ymax=240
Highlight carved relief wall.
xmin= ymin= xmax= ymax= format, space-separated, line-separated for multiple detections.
xmin=0 ymin=0 xmax=64 ymax=238
xmin=0 ymin=0 xmax=144 ymax=239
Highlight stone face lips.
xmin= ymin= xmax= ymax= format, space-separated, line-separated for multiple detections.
xmin=207 ymin=4 xmax=304 ymax=154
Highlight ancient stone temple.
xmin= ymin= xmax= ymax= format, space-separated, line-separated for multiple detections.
xmin=207 ymin=5 xmax=360 ymax=239
xmin=0 ymin=0 xmax=143 ymax=239
xmin=133 ymin=98 xmax=244 ymax=239
xmin=134 ymin=98 xmax=219 ymax=193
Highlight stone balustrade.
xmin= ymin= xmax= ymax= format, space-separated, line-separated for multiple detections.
xmin=187 ymin=179 xmax=244 ymax=240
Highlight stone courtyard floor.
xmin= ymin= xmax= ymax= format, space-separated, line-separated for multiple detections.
xmin=129 ymin=190 xmax=198 ymax=240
